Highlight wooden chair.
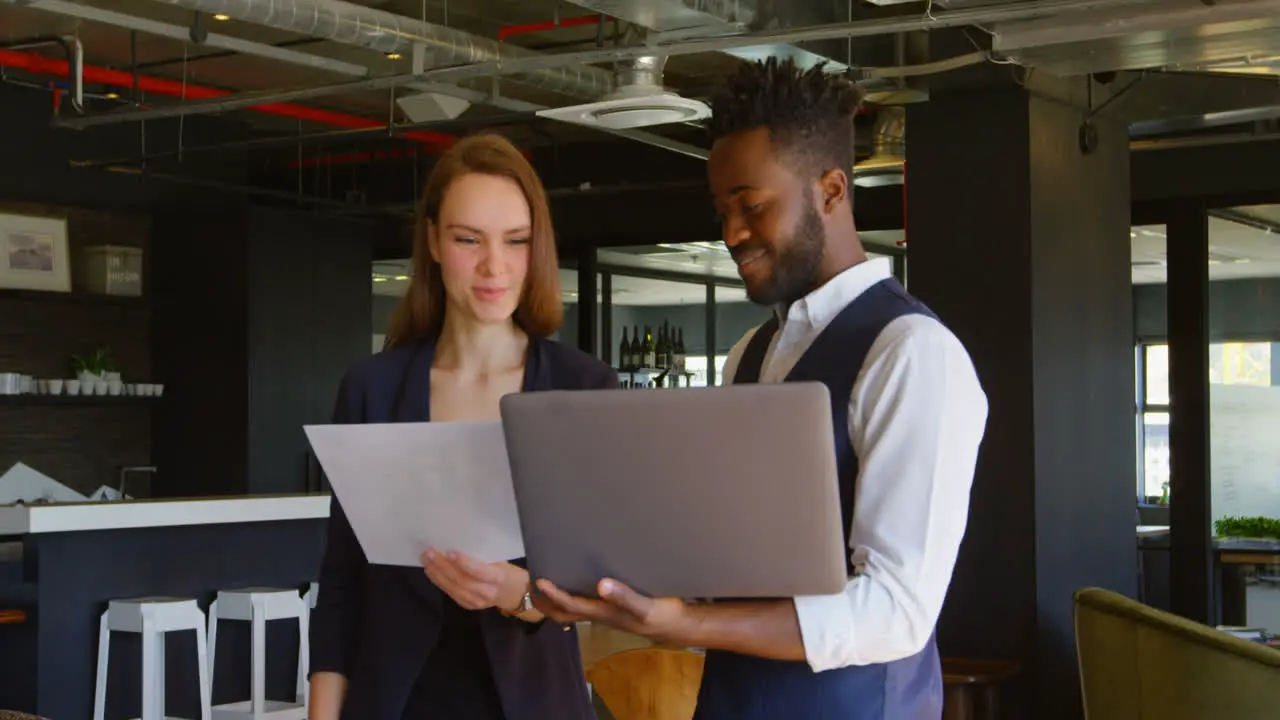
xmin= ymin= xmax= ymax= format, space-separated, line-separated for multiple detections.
xmin=942 ymin=657 xmax=1021 ymax=720
xmin=586 ymin=647 xmax=705 ymax=720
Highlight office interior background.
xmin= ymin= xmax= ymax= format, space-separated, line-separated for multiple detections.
xmin=2 ymin=0 xmax=1280 ymax=718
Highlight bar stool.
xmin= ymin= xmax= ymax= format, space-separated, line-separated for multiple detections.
xmin=295 ymin=583 xmax=318 ymax=706
xmin=93 ymin=596 xmax=212 ymax=720
xmin=208 ymin=588 xmax=309 ymax=720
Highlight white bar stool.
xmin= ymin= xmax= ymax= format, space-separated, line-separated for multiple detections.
xmin=93 ymin=596 xmax=212 ymax=720
xmin=294 ymin=583 xmax=318 ymax=706
xmin=207 ymin=588 xmax=309 ymax=720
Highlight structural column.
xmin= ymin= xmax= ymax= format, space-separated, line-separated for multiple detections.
xmin=905 ymin=76 xmax=1136 ymax=719
xmin=1165 ymin=201 xmax=1212 ymax=623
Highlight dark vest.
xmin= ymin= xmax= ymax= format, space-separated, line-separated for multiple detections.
xmin=693 ymin=277 xmax=944 ymax=720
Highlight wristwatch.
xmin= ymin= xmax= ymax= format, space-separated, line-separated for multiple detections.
xmin=502 ymin=589 xmax=536 ymax=619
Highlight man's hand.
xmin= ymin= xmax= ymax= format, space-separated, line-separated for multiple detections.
xmin=421 ymin=548 xmax=528 ymax=613
xmin=533 ymin=577 xmax=702 ymax=647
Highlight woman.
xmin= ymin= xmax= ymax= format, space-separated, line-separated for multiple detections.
xmin=308 ymin=133 xmax=614 ymax=720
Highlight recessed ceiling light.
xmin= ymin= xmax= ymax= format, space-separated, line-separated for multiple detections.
xmin=212 ymin=13 xmax=230 ymax=21
xmin=385 ymin=52 xmax=402 ymax=60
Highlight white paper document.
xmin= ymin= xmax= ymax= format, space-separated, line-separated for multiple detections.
xmin=304 ymin=421 xmax=524 ymax=566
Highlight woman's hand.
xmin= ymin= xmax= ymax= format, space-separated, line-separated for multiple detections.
xmin=421 ymin=548 xmax=529 ymax=613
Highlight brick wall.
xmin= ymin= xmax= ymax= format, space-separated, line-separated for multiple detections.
xmin=0 ymin=202 xmax=152 ymax=497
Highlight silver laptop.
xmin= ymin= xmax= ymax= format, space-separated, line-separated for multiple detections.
xmin=499 ymin=382 xmax=847 ymax=600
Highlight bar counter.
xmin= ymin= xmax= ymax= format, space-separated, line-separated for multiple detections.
xmin=0 ymin=493 xmax=330 ymax=719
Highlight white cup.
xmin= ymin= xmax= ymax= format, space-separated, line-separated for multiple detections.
xmin=48 ymin=379 xmax=64 ymax=396
xmin=153 ymin=384 xmax=165 ymax=397
xmin=94 ymin=380 xmax=108 ymax=396
xmin=108 ymin=380 xmax=123 ymax=396
xmin=66 ymin=380 xmax=81 ymax=396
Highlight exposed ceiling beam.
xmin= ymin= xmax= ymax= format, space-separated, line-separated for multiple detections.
xmin=21 ymin=0 xmax=704 ymax=159
xmin=54 ymin=0 xmax=1162 ymax=128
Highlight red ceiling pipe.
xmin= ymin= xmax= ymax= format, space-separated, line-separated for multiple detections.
xmin=0 ymin=48 xmax=457 ymax=148
xmin=498 ymin=15 xmax=606 ymax=42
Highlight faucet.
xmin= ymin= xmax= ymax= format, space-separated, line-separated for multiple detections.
xmin=118 ymin=466 xmax=157 ymax=499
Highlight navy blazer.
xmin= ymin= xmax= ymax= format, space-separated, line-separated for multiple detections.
xmin=310 ymin=334 xmax=616 ymax=720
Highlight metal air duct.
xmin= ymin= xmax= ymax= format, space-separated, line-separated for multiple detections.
xmin=143 ymin=0 xmax=614 ymax=98
xmin=853 ymin=106 xmax=905 ymax=188
xmin=564 ymin=0 xmax=846 ymax=72
xmin=559 ymin=0 xmax=752 ymax=34
xmin=991 ymin=0 xmax=1280 ymax=76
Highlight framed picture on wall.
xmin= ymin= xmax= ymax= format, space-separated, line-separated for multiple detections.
xmin=0 ymin=212 xmax=71 ymax=293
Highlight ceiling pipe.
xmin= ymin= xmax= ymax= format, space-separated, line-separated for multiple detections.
xmin=7 ymin=0 xmax=370 ymax=77
xmin=499 ymin=15 xmax=606 ymax=43
xmin=2 ymin=34 xmax=83 ymax=112
xmin=142 ymin=0 xmax=614 ymax=98
xmin=0 ymin=48 xmax=457 ymax=147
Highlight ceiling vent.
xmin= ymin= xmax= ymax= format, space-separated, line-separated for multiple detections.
xmin=536 ymin=55 xmax=710 ymax=129
xmin=395 ymin=92 xmax=471 ymax=123
xmin=853 ymin=106 xmax=905 ymax=188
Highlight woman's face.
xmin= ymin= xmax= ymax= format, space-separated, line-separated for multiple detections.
xmin=429 ymin=172 xmax=533 ymax=327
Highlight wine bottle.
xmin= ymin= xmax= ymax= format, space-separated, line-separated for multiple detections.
xmin=662 ymin=320 xmax=674 ymax=370
xmin=619 ymin=328 xmax=631 ymax=371
xmin=643 ymin=326 xmax=656 ymax=368
xmin=655 ymin=324 xmax=668 ymax=370
xmin=674 ymin=327 xmax=687 ymax=373
xmin=630 ymin=325 xmax=642 ymax=370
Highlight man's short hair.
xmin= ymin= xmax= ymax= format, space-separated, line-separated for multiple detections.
xmin=708 ymin=57 xmax=864 ymax=180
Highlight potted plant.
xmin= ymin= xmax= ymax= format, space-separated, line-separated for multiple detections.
xmin=1214 ymin=516 xmax=1280 ymax=550
xmin=71 ymin=346 xmax=115 ymax=385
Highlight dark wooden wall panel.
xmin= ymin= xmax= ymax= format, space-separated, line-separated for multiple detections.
xmin=247 ymin=207 xmax=372 ymax=496
xmin=151 ymin=192 xmax=251 ymax=498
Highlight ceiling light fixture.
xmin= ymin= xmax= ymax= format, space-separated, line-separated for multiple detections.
xmin=212 ymin=13 xmax=230 ymax=21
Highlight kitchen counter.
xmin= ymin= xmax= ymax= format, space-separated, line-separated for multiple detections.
xmin=0 ymin=493 xmax=332 ymax=719
xmin=0 ymin=492 xmax=330 ymax=534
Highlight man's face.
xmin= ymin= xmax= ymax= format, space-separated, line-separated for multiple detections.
xmin=708 ymin=127 xmax=825 ymax=307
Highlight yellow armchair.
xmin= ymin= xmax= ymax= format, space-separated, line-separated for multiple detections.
xmin=1074 ymin=586 xmax=1280 ymax=719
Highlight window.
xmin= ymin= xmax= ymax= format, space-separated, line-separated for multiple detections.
xmin=1135 ymin=342 xmax=1275 ymax=500
xmin=683 ymin=355 xmax=730 ymax=388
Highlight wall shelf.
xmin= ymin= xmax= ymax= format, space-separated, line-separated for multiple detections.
xmin=0 ymin=395 xmax=158 ymax=407
xmin=0 ymin=288 xmax=149 ymax=307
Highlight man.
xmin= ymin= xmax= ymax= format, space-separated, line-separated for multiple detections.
xmin=536 ymin=57 xmax=989 ymax=719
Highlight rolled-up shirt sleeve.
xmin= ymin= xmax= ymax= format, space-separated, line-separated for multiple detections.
xmin=792 ymin=315 xmax=988 ymax=672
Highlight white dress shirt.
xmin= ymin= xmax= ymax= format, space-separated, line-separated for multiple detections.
xmin=721 ymin=256 xmax=989 ymax=673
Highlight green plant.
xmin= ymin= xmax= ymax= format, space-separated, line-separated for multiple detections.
xmin=71 ymin=346 xmax=115 ymax=377
xmin=1214 ymin=516 xmax=1280 ymax=539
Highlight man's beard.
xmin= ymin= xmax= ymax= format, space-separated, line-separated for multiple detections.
xmin=743 ymin=200 xmax=825 ymax=307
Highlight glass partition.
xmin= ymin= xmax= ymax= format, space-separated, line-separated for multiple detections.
xmin=1134 ymin=206 xmax=1280 ymax=630
xmin=1205 ymin=204 xmax=1280 ymax=638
